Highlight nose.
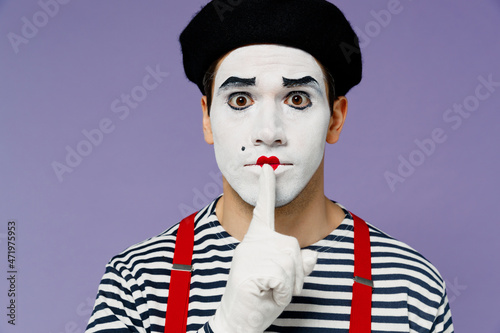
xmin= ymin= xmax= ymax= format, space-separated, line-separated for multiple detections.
xmin=251 ymin=102 xmax=287 ymax=147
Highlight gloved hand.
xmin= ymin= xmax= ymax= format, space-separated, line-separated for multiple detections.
xmin=209 ymin=164 xmax=318 ymax=333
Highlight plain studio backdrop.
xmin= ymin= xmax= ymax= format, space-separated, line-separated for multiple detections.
xmin=1 ymin=1 xmax=499 ymax=332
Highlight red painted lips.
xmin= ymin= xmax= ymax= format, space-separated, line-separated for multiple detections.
xmin=256 ymin=156 xmax=280 ymax=170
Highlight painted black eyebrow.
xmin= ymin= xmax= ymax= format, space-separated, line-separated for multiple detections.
xmin=282 ymin=76 xmax=319 ymax=88
xmin=218 ymin=76 xmax=256 ymax=93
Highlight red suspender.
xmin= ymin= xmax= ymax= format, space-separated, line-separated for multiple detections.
xmin=164 ymin=212 xmax=197 ymax=333
xmin=349 ymin=212 xmax=373 ymax=333
xmin=164 ymin=211 xmax=372 ymax=332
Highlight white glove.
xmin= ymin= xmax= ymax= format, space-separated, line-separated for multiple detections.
xmin=210 ymin=164 xmax=318 ymax=333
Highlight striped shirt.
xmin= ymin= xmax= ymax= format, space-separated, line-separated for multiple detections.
xmin=86 ymin=197 xmax=454 ymax=332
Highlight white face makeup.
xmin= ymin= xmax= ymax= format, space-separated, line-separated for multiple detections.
xmin=209 ymin=44 xmax=332 ymax=207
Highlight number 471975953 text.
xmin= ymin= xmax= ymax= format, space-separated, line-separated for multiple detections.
xmin=7 ymin=221 xmax=16 ymax=270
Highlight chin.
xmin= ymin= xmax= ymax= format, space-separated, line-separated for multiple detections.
xmin=275 ymin=198 xmax=294 ymax=208
xmin=232 ymin=182 xmax=259 ymax=207
xmin=236 ymin=183 xmax=305 ymax=208
xmin=223 ymin=167 xmax=315 ymax=208
xmin=275 ymin=185 xmax=304 ymax=207
xmin=239 ymin=193 xmax=296 ymax=208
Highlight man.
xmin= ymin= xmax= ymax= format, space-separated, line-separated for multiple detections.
xmin=86 ymin=0 xmax=454 ymax=332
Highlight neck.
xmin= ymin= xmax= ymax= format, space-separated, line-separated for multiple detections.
xmin=215 ymin=160 xmax=345 ymax=248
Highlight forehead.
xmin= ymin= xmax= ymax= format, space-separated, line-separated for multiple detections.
xmin=214 ymin=45 xmax=325 ymax=85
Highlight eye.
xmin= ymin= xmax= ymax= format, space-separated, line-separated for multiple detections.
xmin=228 ymin=93 xmax=254 ymax=110
xmin=284 ymin=92 xmax=312 ymax=110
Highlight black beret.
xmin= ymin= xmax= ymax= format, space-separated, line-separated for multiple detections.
xmin=179 ymin=0 xmax=362 ymax=97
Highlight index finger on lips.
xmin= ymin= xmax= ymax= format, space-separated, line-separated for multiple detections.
xmin=253 ymin=164 xmax=276 ymax=231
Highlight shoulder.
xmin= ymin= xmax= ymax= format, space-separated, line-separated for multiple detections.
xmin=368 ymin=222 xmax=444 ymax=282
xmin=364 ymin=220 xmax=448 ymax=304
xmin=105 ymin=200 xmax=220 ymax=277
xmin=360 ymin=219 xmax=454 ymax=330
xmin=105 ymin=220 xmax=180 ymax=278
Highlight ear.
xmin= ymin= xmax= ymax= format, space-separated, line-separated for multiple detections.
xmin=201 ymin=96 xmax=214 ymax=145
xmin=326 ymin=96 xmax=348 ymax=144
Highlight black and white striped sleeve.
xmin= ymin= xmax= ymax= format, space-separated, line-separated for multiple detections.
xmin=85 ymin=263 xmax=147 ymax=333
xmin=430 ymin=287 xmax=454 ymax=333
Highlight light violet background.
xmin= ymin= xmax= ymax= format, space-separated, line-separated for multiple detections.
xmin=0 ymin=1 xmax=499 ymax=332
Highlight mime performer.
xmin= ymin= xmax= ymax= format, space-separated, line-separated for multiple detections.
xmin=86 ymin=0 xmax=454 ymax=332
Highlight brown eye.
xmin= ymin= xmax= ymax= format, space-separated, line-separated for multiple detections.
xmin=285 ymin=92 xmax=311 ymax=110
xmin=228 ymin=93 xmax=253 ymax=110
xmin=236 ymin=96 xmax=247 ymax=106
xmin=292 ymin=95 xmax=303 ymax=105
